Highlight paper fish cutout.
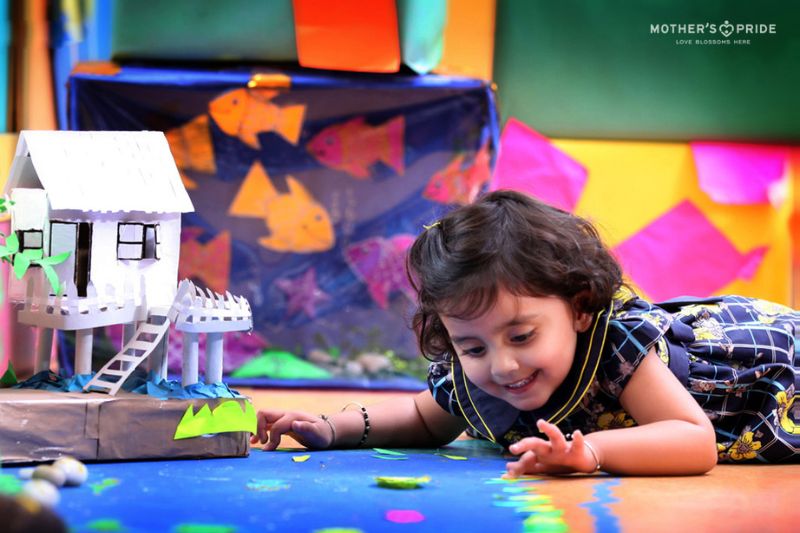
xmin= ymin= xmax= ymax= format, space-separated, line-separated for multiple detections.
xmin=229 ymin=161 xmax=335 ymax=253
xmin=165 ymin=114 xmax=217 ymax=190
xmin=274 ymin=267 xmax=330 ymax=319
xmin=345 ymin=234 xmax=415 ymax=309
xmin=690 ymin=142 xmax=789 ymax=207
xmin=179 ymin=228 xmax=231 ymax=294
xmin=424 ymin=142 xmax=492 ymax=205
xmin=613 ymin=200 xmax=768 ymax=301
xmin=209 ymin=88 xmax=306 ymax=149
xmin=490 ymin=118 xmax=587 ymax=213
xmin=307 ymin=116 xmax=405 ymax=179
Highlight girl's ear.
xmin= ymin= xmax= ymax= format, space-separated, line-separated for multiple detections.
xmin=571 ymin=291 xmax=593 ymax=332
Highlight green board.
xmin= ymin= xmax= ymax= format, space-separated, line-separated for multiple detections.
xmin=112 ymin=0 xmax=297 ymax=62
xmin=493 ymin=0 xmax=800 ymax=141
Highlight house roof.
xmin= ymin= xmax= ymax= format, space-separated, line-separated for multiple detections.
xmin=4 ymin=130 xmax=195 ymax=213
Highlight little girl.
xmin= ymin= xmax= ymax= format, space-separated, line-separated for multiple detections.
xmin=252 ymin=190 xmax=800 ymax=476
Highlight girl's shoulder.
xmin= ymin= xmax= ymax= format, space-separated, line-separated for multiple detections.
xmin=608 ymin=286 xmax=674 ymax=340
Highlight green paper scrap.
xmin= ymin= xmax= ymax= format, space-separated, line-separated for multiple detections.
xmin=174 ymin=400 xmax=257 ymax=440
xmin=372 ymin=448 xmax=406 ymax=456
xmin=90 ymin=478 xmax=120 ymax=496
xmin=372 ymin=455 xmax=408 ymax=460
xmin=375 ymin=475 xmax=430 ymax=489
xmin=292 ymin=454 xmax=311 ymax=463
xmin=173 ymin=525 xmax=237 ymax=533
xmin=230 ymin=349 xmax=332 ymax=379
xmin=1 ymin=362 xmax=18 ymax=387
xmin=437 ymin=453 xmax=467 ymax=461
xmin=246 ymin=479 xmax=290 ymax=492
xmin=0 ymin=474 xmax=22 ymax=495
xmin=86 ymin=518 xmax=125 ymax=531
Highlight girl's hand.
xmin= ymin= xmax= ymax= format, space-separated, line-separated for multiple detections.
xmin=250 ymin=410 xmax=335 ymax=451
xmin=504 ymin=420 xmax=599 ymax=476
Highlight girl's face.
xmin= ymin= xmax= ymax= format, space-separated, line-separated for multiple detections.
xmin=440 ymin=288 xmax=592 ymax=412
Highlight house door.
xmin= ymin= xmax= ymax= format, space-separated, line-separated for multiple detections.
xmin=49 ymin=222 xmax=76 ymax=295
xmin=75 ymin=222 xmax=92 ymax=297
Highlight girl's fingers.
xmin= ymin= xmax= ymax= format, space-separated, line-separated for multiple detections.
xmin=536 ymin=419 xmax=567 ymax=453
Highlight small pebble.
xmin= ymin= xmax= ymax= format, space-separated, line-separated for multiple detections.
xmin=32 ymin=465 xmax=66 ymax=487
xmin=21 ymin=479 xmax=60 ymax=507
xmin=53 ymin=457 xmax=88 ymax=486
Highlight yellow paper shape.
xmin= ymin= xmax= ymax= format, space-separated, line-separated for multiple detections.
xmin=375 ymin=475 xmax=431 ymax=489
xmin=174 ymin=400 xmax=257 ymax=440
xmin=292 ymin=455 xmax=311 ymax=463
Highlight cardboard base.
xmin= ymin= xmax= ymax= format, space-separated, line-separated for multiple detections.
xmin=0 ymin=389 xmax=250 ymax=463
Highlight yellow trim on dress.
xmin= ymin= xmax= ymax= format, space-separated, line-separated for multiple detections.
xmin=451 ymin=363 xmax=497 ymax=442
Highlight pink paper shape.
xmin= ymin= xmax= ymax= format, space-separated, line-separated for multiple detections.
xmin=691 ymin=142 xmax=789 ymax=205
xmin=489 ymin=118 xmax=587 ymax=212
xmin=385 ymin=510 xmax=425 ymax=524
xmin=345 ymin=234 xmax=416 ymax=309
xmin=613 ymin=200 xmax=768 ymax=301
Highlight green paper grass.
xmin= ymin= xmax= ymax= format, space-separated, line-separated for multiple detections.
xmin=230 ymin=349 xmax=332 ymax=379
xmin=174 ymin=400 xmax=257 ymax=440
xmin=375 ymin=475 xmax=431 ymax=489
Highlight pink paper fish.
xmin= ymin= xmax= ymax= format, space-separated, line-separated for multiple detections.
xmin=424 ymin=142 xmax=492 ymax=205
xmin=179 ymin=228 xmax=231 ymax=295
xmin=490 ymin=118 xmax=586 ymax=213
xmin=613 ymin=200 xmax=768 ymax=301
xmin=306 ymin=116 xmax=405 ymax=179
xmin=345 ymin=234 xmax=416 ymax=309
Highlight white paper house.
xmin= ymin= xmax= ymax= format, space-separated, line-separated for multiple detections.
xmin=3 ymin=130 xmax=194 ymax=308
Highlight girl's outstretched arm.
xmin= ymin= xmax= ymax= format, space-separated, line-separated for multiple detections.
xmin=252 ymin=390 xmax=467 ymax=450
xmin=507 ymin=348 xmax=718 ymax=476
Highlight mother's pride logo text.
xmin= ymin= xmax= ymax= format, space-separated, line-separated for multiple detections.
xmin=650 ymin=21 xmax=777 ymax=45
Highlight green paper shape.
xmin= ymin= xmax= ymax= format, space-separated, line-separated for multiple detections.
xmin=90 ymin=478 xmax=120 ymax=495
xmin=372 ymin=455 xmax=408 ymax=461
xmin=230 ymin=349 xmax=332 ymax=380
xmin=174 ymin=400 xmax=257 ymax=440
xmin=375 ymin=475 xmax=430 ymax=489
xmin=437 ymin=453 xmax=468 ymax=461
xmin=0 ymin=474 xmax=22 ymax=495
xmin=172 ymin=524 xmax=237 ymax=533
xmin=372 ymin=448 xmax=406 ymax=456
xmin=1 ymin=362 xmax=18 ymax=387
xmin=87 ymin=518 xmax=125 ymax=531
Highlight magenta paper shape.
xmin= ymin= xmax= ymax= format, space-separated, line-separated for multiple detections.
xmin=691 ymin=142 xmax=789 ymax=206
xmin=385 ymin=509 xmax=425 ymax=524
xmin=489 ymin=118 xmax=587 ymax=212
xmin=613 ymin=200 xmax=767 ymax=301
xmin=345 ymin=234 xmax=416 ymax=309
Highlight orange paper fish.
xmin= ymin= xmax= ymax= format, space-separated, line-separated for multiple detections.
xmin=179 ymin=228 xmax=231 ymax=294
xmin=306 ymin=116 xmax=404 ymax=179
xmin=228 ymin=161 xmax=335 ymax=253
xmin=423 ymin=142 xmax=491 ymax=205
xmin=165 ymin=114 xmax=217 ymax=190
xmin=209 ymin=88 xmax=306 ymax=149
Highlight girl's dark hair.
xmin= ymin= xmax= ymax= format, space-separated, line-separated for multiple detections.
xmin=407 ymin=190 xmax=623 ymax=361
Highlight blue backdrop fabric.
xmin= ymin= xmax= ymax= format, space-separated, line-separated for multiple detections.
xmin=68 ymin=64 xmax=499 ymax=389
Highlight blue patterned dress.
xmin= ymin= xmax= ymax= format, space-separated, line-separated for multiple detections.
xmin=427 ymin=289 xmax=800 ymax=463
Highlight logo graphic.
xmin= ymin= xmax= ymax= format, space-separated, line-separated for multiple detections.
xmin=719 ymin=20 xmax=734 ymax=37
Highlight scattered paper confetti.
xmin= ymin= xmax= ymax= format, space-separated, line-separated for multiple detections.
xmin=90 ymin=478 xmax=120 ymax=496
xmin=437 ymin=453 xmax=468 ymax=460
xmin=292 ymin=455 xmax=311 ymax=463
xmin=385 ymin=510 xmax=425 ymax=524
xmin=372 ymin=448 xmax=406 ymax=456
xmin=246 ymin=478 xmax=290 ymax=492
xmin=173 ymin=524 xmax=237 ymax=533
xmin=86 ymin=518 xmax=124 ymax=531
xmin=375 ymin=475 xmax=431 ymax=489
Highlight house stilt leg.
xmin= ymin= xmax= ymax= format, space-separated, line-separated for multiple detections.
xmin=75 ymin=328 xmax=94 ymax=375
xmin=35 ymin=328 xmax=54 ymax=373
xmin=205 ymin=332 xmax=223 ymax=384
xmin=182 ymin=332 xmax=199 ymax=387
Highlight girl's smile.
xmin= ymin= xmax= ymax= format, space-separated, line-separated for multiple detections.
xmin=441 ymin=289 xmax=592 ymax=411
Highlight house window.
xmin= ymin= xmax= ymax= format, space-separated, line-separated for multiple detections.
xmin=17 ymin=229 xmax=44 ymax=252
xmin=117 ymin=223 xmax=160 ymax=260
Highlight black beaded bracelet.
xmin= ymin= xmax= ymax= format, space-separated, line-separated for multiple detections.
xmin=341 ymin=402 xmax=370 ymax=446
